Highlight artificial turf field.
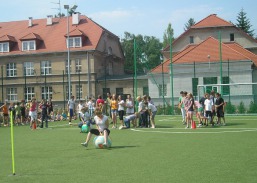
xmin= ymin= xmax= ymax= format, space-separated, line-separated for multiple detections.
xmin=1 ymin=115 xmax=257 ymax=183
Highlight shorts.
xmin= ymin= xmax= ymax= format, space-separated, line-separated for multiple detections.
xmin=216 ymin=109 xmax=224 ymax=118
xmin=90 ymin=128 xmax=110 ymax=136
xmin=29 ymin=111 xmax=37 ymax=121
xmin=151 ymin=111 xmax=157 ymax=120
xmin=124 ymin=118 xmax=130 ymax=128
xmin=111 ymin=109 xmax=118 ymax=115
xmin=118 ymin=110 xmax=124 ymax=120
xmin=205 ymin=111 xmax=212 ymax=118
xmin=69 ymin=109 xmax=74 ymax=117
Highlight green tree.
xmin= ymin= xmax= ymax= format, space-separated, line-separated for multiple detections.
xmin=163 ymin=23 xmax=174 ymax=49
xmin=121 ymin=32 xmax=163 ymax=74
xmin=184 ymin=18 xmax=196 ymax=31
xmin=236 ymin=8 xmax=255 ymax=37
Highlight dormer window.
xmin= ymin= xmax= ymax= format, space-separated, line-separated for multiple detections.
xmin=0 ymin=42 xmax=9 ymax=52
xmin=67 ymin=37 xmax=81 ymax=48
xmin=22 ymin=40 xmax=36 ymax=51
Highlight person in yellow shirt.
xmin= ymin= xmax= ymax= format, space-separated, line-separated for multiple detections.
xmin=110 ymin=94 xmax=118 ymax=128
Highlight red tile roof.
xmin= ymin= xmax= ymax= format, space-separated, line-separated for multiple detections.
xmin=191 ymin=14 xmax=233 ymax=28
xmin=0 ymin=15 xmax=115 ymax=55
xmin=152 ymin=37 xmax=257 ymax=73
xmin=0 ymin=34 xmax=16 ymax=42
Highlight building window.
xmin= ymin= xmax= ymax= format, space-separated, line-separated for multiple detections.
xmin=230 ymin=33 xmax=234 ymax=42
xmin=158 ymin=84 xmax=167 ymax=97
xmin=7 ymin=88 xmax=17 ymax=101
xmin=25 ymin=87 xmax=35 ymax=101
xmin=24 ymin=62 xmax=34 ymax=76
xmin=41 ymin=86 xmax=53 ymax=100
xmin=75 ymin=59 xmax=82 ymax=73
xmin=189 ymin=36 xmax=194 ymax=44
xmin=41 ymin=61 xmax=52 ymax=75
xmin=203 ymin=77 xmax=217 ymax=93
xmin=67 ymin=37 xmax=81 ymax=48
xmin=66 ymin=85 xmax=73 ymax=100
xmin=22 ymin=40 xmax=36 ymax=51
xmin=7 ymin=63 xmax=17 ymax=77
xmin=192 ymin=78 xmax=199 ymax=96
xmin=103 ymin=88 xmax=110 ymax=99
xmin=143 ymin=87 xmax=149 ymax=96
xmin=76 ymin=85 xmax=83 ymax=100
xmin=0 ymin=42 xmax=9 ymax=52
xmin=65 ymin=60 xmax=72 ymax=74
xmin=108 ymin=62 xmax=113 ymax=75
xmin=222 ymin=76 xmax=230 ymax=95
xmin=116 ymin=88 xmax=123 ymax=96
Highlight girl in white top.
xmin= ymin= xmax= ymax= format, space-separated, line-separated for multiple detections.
xmin=126 ymin=94 xmax=134 ymax=115
xmin=118 ymin=95 xmax=125 ymax=128
xmin=77 ymin=100 xmax=84 ymax=120
xmin=81 ymin=108 xmax=110 ymax=148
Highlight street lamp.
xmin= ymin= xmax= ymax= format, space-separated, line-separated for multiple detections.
xmin=64 ymin=4 xmax=77 ymax=101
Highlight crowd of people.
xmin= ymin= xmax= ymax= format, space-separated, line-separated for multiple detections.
xmin=178 ymin=90 xmax=226 ymax=129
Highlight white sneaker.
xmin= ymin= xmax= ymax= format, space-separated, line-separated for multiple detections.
xmin=81 ymin=142 xmax=88 ymax=147
xmin=69 ymin=122 xmax=72 ymax=125
xmin=119 ymin=126 xmax=123 ymax=130
xmin=185 ymin=126 xmax=189 ymax=129
xmin=103 ymin=143 xmax=108 ymax=148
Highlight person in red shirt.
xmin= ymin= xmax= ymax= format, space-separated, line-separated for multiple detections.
xmin=0 ymin=101 xmax=9 ymax=126
xmin=96 ymin=95 xmax=105 ymax=112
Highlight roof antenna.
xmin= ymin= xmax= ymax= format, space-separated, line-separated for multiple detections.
xmin=51 ymin=0 xmax=62 ymax=17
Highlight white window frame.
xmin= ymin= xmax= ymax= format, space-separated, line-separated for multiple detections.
xmin=7 ymin=88 xmax=17 ymax=101
xmin=25 ymin=87 xmax=35 ymax=101
xmin=66 ymin=85 xmax=73 ymax=100
xmin=67 ymin=37 xmax=81 ymax=48
xmin=41 ymin=86 xmax=53 ymax=100
xmin=24 ymin=62 xmax=34 ymax=76
xmin=22 ymin=40 xmax=36 ymax=51
xmin=41 ymin=61 xmax=52 ymax=75
xmin=7 ymin=63 xmax=17 ymax=77
xmin=0 ymin=42 xmax=9 ymax=52
xmin=76 ymin=85 xmax=83 ymax=100
xmin=65 ymin=60 xmax=72 ymax=74
xmin=75 ymin=59 xmax=82 ymax=73
xmin=158 ymin=84 xmax=167 ymax=97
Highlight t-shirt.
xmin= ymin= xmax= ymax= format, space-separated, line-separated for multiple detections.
xmin=215 ymin=97 xmax=224 ymax=111
xmin=204 ymin=99 xmax=213 ymax=111
xmin=148 ymin=103 xmax=157 ymax=112
xmin=111 ymin=100 xmax=118 ymax=110
xmin=125 ymin=114 xmax=137 ymax=121
xmin=68 ymin=99 xmax=75 ymax=109
xmin=94 ymin=115 xmax=108 ymax=132
xmin=179 ymin=96 xmax=185 ymax=108
xmin=118 ymin=100 xmax=125 ymax=111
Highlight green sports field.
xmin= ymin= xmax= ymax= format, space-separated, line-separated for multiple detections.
xmin=1 ymin=115 xmax=257 ymax=183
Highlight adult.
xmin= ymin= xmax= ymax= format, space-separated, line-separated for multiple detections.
xmin=67 ymin=96 xmax=76 ymax=125
xmin=215 ymin=93 xmax=226 ymax=125
xmin=110 ymin=94 xmax=118 ymax=128
xmin=125 ymin=94 xmax=134 ymax=115
xmin=117 ymin=95 xmax=125 ymax=129
xmin=81 ymin=108 xmax=110 ymax=148
xmin=185 ymin=93 xmax=194 ymax=129
xmin=105 ymin=92 xmax=112 ymax=117
xmin=39 ymin=99 xmax=49 ymax=128
xmin=96 ymin=95 xmax=105 ymax=113
xmin=47 ymin=98 xmax=53 ymax=119
xmin=29 ymin=98 xmax=37 ymax=130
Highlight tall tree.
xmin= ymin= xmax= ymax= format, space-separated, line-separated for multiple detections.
xmin=163 ymin=23 xmax=174 ymax=49
xmin=121 ymin=32 xmax=163 ymax=74
xmin=184 ymin=18 xmax=196 ymax=31
xmin=236 ymin=8 xmax=254 ymax=37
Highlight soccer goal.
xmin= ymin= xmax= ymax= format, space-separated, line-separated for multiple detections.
xmin=197 ymin=83 xmax=257 ymax=114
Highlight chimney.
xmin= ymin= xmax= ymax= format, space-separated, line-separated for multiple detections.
xmin=72 ymin=12 xmax=80 ymax=25
xmin=47 ymin=15 xmax=53 ymax=25
xmin=28 ymin=17 xmax=33 ymax=27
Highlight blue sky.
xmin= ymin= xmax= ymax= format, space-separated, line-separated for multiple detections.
xmin=1 ymin=0 xmax=257 ymax=40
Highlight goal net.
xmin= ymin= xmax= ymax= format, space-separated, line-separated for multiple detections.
xmin=197 ymin=83 xmax=257 ymax=114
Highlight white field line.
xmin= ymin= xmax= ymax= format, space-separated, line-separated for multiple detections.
xmin=130 ymin=128 xmax=257 ymax=134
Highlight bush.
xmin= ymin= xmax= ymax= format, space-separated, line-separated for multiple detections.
xmin=225 ymin=101 xmax=236 ymax=114
xmin=248 ymin=101 xmax=257 ymax=113
xmin=237 ymin=101 xmax=246 ymax=114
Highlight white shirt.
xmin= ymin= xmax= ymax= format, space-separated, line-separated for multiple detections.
xmin=77 ymin=103 xmax=84 ymax=114
xmin=126 ymin=99 xmax=134 ymax=114
xmin=204 ymin=99 xmax=213 ymax=111
xmin=148 ymin=103 xmax=157 ymax=112
xmin=118 ymin=100 xmax=125 ymax=111
xmin=94 ymin=115 xmax=108 ymax=132
xmin=68 ymin=99 xmax=75 ymax=109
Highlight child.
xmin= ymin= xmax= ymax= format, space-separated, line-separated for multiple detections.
xmin=120 ymin=112 xmax=140 ymax=129
xmin=50 ymin=111 xmax=56 ymax=122
xmin=55 ymin=111 xmax=62 ymax=121
xmin=61 ymin=110 xmax=67 ymax=121
xmin=81 ymin=108 xmax=110 ymax=148
xmin=20 ymin=101 xmax=26 ymax=125
xmin=204 ymin=93 xmax=214 ymax=126
xmin=185 ymin=93 xmax=194 ymax=129
xmin=15 ymin=102 xmax=22 ymax=125
xmin=0 ymin=102 xmax=9 ymax=126
xmin=29 ymin=98 xmax=37 ymax=130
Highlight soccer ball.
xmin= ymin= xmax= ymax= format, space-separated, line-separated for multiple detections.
xmin=81 ymin=124 xmax=89 ymax=133
xmin=93 ymin=136 xmax=112 ymax=149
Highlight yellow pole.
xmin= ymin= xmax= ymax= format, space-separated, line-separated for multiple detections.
xmin=10 ymin=111 xmax=16 ymax=175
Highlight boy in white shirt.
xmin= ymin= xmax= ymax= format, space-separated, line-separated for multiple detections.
xmin=204 ymin=93 xmax=214 ymax=126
